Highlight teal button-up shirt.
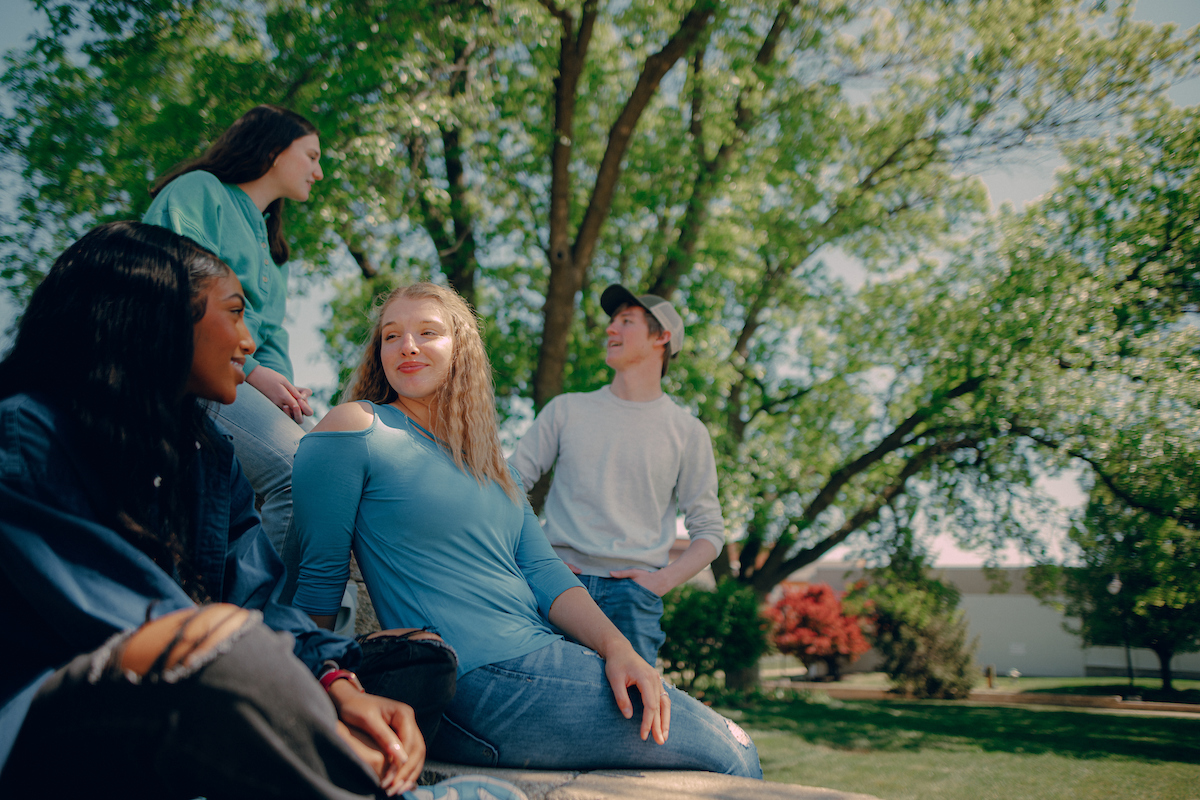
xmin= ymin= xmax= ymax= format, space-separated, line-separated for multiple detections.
xmin=143 ymin=171 xmax=293 ymax=381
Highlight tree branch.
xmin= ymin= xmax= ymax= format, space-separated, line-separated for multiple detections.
xmin=760 ymin=436 xmax=979 ymax=590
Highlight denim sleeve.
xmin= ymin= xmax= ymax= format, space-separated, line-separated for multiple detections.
xmin=512 ymin=486 xmax=582 ymax=619
xmin=292 ymin=429 xmax=370 ymax=617
xmin=220 ymin=455 xmax=359 ymax=673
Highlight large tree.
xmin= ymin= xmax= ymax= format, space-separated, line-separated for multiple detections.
xmin=3 ymin=0 xmax=1199 ymax=603
xmin=1031 ymin=487 xmax=1200 ymax=692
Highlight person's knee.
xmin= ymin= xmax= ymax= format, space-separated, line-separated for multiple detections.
xmin=719 ymin=717 xmax=762 ymax=778
xmin=364 ymin=627 xmax=443 ymax=643
xmin=120 ymin=603 xmax=253 ymax=677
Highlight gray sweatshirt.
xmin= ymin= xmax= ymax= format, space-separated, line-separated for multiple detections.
xmin=510 ymin=386 xmax=726 ymax=576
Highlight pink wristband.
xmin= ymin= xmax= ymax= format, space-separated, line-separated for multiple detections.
xmin=319 ymin=668 xmax=364 ymax=694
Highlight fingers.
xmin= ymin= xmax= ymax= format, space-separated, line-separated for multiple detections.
xmin=566 ymin=563 xmax=583 ymax=574
xmin=356 ymin=706 xmax=412 ymax=795
xmin=331 ymin=692 xmax=420 ymax=796
xmin=636 ymin=674 xmax=669 ymax=744
xmin=292 ymin=385 xmax=315 ymax=416
xmin=382 ymin=702 xmax=425 ymax=793
xmin=281 ymin=383 xmax=308 ymax=422
xmin=655 ymin=686 xmax=671 ymax=744
xmin=606 ymin=670 xmax=634 ymax=720
xmin=336 ymin=721 xmax=387 ymax=780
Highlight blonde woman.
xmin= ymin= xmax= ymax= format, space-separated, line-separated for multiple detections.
xmin=291 ymin=283 xmax=760 ymax=775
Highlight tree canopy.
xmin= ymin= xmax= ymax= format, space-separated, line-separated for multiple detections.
xmin=3 ymin=0 xmax=1199 ymax=599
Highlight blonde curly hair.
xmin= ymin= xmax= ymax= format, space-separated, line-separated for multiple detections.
xmin=346 ymin=282 xmax=521 ymax=504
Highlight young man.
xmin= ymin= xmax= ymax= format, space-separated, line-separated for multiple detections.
xmin=511 ymin=284 xmax=725 ymax=665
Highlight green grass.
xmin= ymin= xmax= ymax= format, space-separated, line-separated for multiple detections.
xmin=722 ymin=693 xmax=1200 ymax=800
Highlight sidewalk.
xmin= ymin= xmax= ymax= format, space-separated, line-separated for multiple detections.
xmin=765 ymin=679 xmax=1200 ymax=717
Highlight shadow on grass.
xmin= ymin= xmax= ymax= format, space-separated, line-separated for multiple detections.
xmin=1021 ymin=684 xmax=1200 ymax=705
xmin=735 ymin=698 xmax=1200 ymax=763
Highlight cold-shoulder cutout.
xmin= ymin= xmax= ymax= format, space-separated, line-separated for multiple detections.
xmin=310 ymin=400 xmax=375 ymax=433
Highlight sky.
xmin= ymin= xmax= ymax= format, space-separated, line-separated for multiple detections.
xmin=1 ymin=0 xmax=1197 ymax=566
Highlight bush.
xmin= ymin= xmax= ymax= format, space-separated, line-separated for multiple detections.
xmin=661 ymin=579 xmax=771 ymax=692
xmin=847 ymin=579 xmax=978 ymax=699
xmin=767 ymin=583 xmax=870 ymax=680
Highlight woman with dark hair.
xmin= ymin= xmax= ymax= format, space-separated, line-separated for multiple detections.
xmin=142 ymin=104 xmax=329 ymax=609
xmin=0 ymin=224 xmax=524 ymax=800
xmin=292 ymin=283 xmax=761 ymax=777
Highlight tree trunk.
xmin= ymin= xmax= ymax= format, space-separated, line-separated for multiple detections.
xmin=724 ymin=662 xmax=759 ymax=693
xmin=532 ymin=0 xmax=716 ymax=408
xmin=1152 ymin=645 xmax=1175 ymax=692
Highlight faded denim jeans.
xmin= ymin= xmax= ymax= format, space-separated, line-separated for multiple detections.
xmin=430 ymin=639 xmax=761 ymax=777
xmin=0 ymin=614 xmax=381 ymax=799
xmin=575 ymin=574 xmax=666 ymax=666
xmin=357 ymin=633 xmax=458 ymax=743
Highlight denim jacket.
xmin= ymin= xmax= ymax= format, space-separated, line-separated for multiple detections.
xmin=0 ymin=393 xmax=359 ymax=768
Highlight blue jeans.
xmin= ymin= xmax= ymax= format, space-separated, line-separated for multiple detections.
xmin=430 ymin=639 xmax=761 ymax=777
xmin=208 ymin=383 xmax=357 ymax=635
xmin=1 ymin=617 xmax=380 ymax=799
xmin=577 ymin=574 xmax=665 ymax=665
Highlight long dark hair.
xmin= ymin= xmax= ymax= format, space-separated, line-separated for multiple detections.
xmin=0 ymin=221 xmax=232 ymax=601
xmin=149 ymin=104 xmax=319 ymax=265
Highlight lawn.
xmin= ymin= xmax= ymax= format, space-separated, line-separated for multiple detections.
xmin=722 ymin=693 xmax=1200 ymax=800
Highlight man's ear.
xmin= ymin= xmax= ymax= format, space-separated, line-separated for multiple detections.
xmin=655 ymin=330 xmax=671 ymax=349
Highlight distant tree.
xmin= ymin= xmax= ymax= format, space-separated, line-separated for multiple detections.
xmin=767 ymin=583 xmax=869 ymax=680
xmin=1030 ymin=488 xmax=1200 ymax=692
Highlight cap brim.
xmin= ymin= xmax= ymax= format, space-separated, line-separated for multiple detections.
xmin=600 ymin=284 xmax=642 ymax=317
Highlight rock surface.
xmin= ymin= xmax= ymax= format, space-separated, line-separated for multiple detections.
xmin=420 ymin=761 xmax=882 ymax=800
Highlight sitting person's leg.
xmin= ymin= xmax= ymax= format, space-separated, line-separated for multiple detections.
xmin=431 ymin=639 xmax=760 ymax=778
xmin=356 ymin=629 xmax=458 ymax=744
xmin=1 ymin=604 xmax=380 ymax=799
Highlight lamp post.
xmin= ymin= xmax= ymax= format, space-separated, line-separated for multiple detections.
xmin=1107 ymin=575 xmax=1134 ymax=688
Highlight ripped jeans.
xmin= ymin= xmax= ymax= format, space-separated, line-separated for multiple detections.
xmin=0 ymin=613 xmax=380 ymax=799
xmin=430 ymin=639 xmax=761 ymax=777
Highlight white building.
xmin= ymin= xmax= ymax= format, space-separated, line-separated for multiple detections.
xmin=784 ymin=562 xmax=1200 ymax=680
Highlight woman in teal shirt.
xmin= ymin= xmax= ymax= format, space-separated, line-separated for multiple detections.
xmin=143 ymin=105 xmax=330 ymax=609
xmin=292 ymin=283 xmax=761 ymax=776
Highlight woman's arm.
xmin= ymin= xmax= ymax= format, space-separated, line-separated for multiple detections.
xmin=245 ymin=364 xmax=313 ymax=423
xmin=292 ymin=402 xmax=376 ymax=628
xmin=547 ymin=587 xmax=670 ymax=745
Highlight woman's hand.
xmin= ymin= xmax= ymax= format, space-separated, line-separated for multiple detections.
xmin=604 ymin=641 xmax=670 ymax=745
xmin=327 ymin=683 xmax=425 ymax=796
xmin=245 ymin=364 xmax=313 ymax=423
xmin=547 ymin=586 xmax=672 ymax=745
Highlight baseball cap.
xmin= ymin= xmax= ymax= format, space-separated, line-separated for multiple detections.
xmin=600 ymin=284 xmax=684 ymax=356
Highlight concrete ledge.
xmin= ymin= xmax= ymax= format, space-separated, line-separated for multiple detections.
xmin=420 ymin=761 xmax=881 ymax=800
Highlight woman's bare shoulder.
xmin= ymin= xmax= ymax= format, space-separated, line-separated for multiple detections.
xmin=311 ymin=401 xmax=375 ymax=433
